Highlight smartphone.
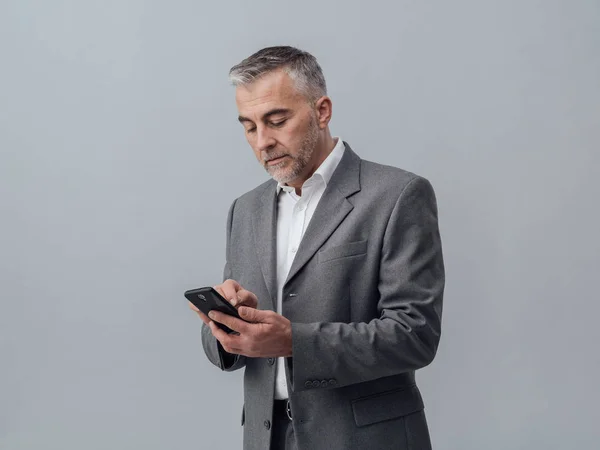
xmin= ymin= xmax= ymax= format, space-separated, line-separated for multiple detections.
xmin=185 ymin=286 xmax=244 ymax=334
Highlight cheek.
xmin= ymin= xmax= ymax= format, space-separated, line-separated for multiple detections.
xmin=280 ymin=126 xmax=305 ymax=154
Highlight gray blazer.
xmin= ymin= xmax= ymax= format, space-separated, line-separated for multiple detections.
xmin=201 ymin=143 xmax=445 ymax=450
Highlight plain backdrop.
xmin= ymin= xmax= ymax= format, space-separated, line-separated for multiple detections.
xmin=1 ymin=1 xmax=599 ymax=449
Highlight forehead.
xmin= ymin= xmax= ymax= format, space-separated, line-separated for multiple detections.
xmin=235 ymin=69 xmax=305 ymax=117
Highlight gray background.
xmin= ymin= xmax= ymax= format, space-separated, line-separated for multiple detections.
xmin=1 ymin=1 xmax=599 ymax=449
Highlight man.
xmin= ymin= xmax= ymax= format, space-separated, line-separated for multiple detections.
xmin=190 ymin=46 xmax=445 ymax=450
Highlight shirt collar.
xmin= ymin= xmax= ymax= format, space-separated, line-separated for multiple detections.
xmin=276 ymin=137 xmax=345 ymax=194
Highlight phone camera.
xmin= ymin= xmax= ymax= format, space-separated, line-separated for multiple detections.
xmin=197 ymin=294 xmax=207 ymax=302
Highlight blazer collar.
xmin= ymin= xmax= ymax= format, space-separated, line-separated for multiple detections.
xmin=252 ymin=142 xmax=362 ymax=307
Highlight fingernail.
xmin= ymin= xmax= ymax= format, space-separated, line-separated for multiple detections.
xmin=208 ymin=311 xmax=215 ymax=319
xmin=239 ymin=307 xmax=246 ymax=316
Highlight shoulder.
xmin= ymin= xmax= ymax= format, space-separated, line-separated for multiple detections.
xmin=358 ymin=158 xmax=434 ymax=200
xmin=355 ymin=159 xmax=440 ymax=232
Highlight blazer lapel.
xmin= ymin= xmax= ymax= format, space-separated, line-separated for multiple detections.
xmin=252 ymin=182 xmax=278 ymax=310
xmin=284 ymin=143 xmax=362 ymax=286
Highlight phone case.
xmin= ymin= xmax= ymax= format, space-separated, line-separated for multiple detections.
xmin=184 ymin=287 xmax=242 ymax=334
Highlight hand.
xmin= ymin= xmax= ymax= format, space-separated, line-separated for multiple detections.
xmin=213 ymin=279 xmax=258 ymax=309
xmin=188 ymin=279 xmax=258 ymax=325
xmin=207 ymin=307 xmax=293 ymax=358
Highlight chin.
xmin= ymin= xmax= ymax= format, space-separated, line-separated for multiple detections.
xmin=271 ymin=173 xmax=293 ymax=184
xmin=267 ymin=165 xmax=292 ymax=183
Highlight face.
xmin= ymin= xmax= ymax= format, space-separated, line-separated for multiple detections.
xmin=235 ymin=69 xmax=324 ymax=186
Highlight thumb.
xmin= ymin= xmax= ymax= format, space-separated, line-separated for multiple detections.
xmin=239 ymin=306 xmax=266 ymax=323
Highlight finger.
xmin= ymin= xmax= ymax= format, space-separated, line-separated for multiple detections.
xmin=213 ymin=285 xmax=227 ymax=301
xmin=196 ymin=310 xmax=210 ymax=325
xmin=188 ymin=301 xmax=200 ymax=312
xmin=236 ymin=289 xmax=258 ymax=308
xmin=238 ymin=306 xmax=272 ymax=323
xmin=215 ymin=280 xmax=241 ymax=306
xmin=209 ymin=310 xmax=249 ymax=334
xmin=213 ymin=285 xmax=238 ymax=307
xmin=209 ymin=321 xmax=241 ymax=352
xmin=222 ymin=286 xmax=238 ymax=304
xmin=223 ymin=279 xmax=241 ymax=291
xmin=209 ymin=321 xmax=245 ymax=354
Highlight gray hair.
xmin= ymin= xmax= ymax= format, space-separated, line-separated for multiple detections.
xmin=228 ymin=46 xmax=327 ymax=103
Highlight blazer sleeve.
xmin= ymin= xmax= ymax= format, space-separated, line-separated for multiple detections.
xmin=201 ymin=198 xmax=247 ymax=372
xmin=291 ymin=176 xmax=445 ymax=391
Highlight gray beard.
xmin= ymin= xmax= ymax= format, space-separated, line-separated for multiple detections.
xmin=266 ymin=118 xmax=320 ymax=184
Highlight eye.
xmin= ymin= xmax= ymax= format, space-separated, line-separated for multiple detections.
xmin=270 ymin=120 xmax=287 ymax=128
xmin=245 ymin=127 xmax=256 ymax=134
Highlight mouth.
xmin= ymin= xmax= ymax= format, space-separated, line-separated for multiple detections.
xmin=266 ymin=155 xmax=288 ymax=166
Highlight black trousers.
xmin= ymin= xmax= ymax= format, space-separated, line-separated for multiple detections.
xmin=270 ymin=401 xmax=297 ymax=450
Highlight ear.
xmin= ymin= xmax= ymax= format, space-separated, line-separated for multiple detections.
xmin=314 ymin=96 xmax=333 ymax=129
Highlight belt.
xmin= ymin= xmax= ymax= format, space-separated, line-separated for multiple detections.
xmin=273 ymin=399 xmax=292 ymax=420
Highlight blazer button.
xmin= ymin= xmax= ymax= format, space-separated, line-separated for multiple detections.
xmin=267 ymin=358 xmax=275 ymax=365
xmin=264 ymin=420 xmax=271 ymax=430
xmin=328 ymin=379 xmax=337 ymax=386
xmin=304 ymin=381 xmax=312 ymax=388
xmin=321 ymin=380 xmax=328 ymax=387
xmin=312 ymin=380 xmax=320 ymax=388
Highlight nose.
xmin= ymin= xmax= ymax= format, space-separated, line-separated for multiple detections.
xmin=256 ymin=125 xmax=276 ymax=152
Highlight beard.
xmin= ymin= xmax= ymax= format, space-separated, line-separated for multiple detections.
xmin=262 ymin=115 xmax=320 ymax=184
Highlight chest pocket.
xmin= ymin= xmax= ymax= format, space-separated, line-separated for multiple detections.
xmin=317 ymin=239 xmax=368 ymax=264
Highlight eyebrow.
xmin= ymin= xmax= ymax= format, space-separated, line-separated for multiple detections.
xmin=238 ymin=108 xmax=292 ymax=124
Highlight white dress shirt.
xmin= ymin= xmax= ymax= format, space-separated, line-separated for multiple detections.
xmin=273 ymin=137 xmax=346 ymax=399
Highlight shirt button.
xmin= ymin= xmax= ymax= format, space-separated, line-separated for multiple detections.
xmin=328 ymin=379 xmax=337 ymax=386
xmin=297 ymin=204 xmax=306 ymax=211
xmin=291 ymin=247 xmax=298 ymax=253
xmin=312 ymin=380 xmax=320 ymax=388
xmin=264 ymin=420 xmax=271 ymax=430
xmin=305 ymin=381 xmax=312 ymax=388
xmin=321 ymin=380 xmax=328 ymax=387
xmin=267 ymin=358 xmax=275 ymax=365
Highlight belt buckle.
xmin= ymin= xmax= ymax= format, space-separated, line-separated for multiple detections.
xmin=286 ymin=400 xmax=292 ymax=420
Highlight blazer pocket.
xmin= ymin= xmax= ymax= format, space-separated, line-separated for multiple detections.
xmin=318 ymin=239 xmax=368 ymax=264
xmin=351 ymin=385 xmax=424 ymax=427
